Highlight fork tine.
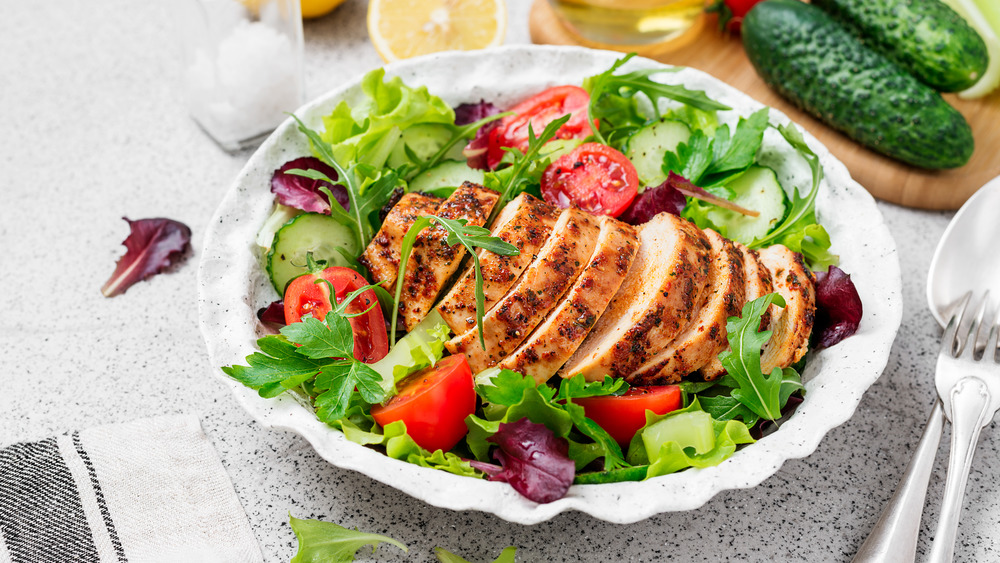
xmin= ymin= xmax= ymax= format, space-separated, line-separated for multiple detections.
xmin=987 ymin=297 xmax=1000 ymax=364
xmin=964 ymin=291 xmax=992 ymax=360
xmin=943 ymin=291 xmax=973 ymax=357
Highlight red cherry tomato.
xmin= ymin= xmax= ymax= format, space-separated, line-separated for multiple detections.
xmin=575 ymin=385 xmax=682 ymax=446
xmin=721 ymin=0 xmax=764 ymax=32
xmin=371 ymin=354 xmax=476 ymax=453
xmin=540 ymin=142 xmax=640 ymax=217
xmin=487 ymin=85 xmax=595 ymax=169
xmin=283 ymin=266 xmax=389 ymax=363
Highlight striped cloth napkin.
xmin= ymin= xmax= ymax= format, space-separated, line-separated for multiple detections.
xmin=0 ymin=415 xmax=263 ymax=563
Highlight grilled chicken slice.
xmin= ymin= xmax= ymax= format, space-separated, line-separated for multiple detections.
xmin=560 ymin=213 xmax=712 ymax=381
xmin=446 ymin=208 xmax=600 ymax=373
xmin=759 ymin=245 xmax=816 ymax=373
xmin=501 ymin=216 xmax=639 ymax=384
xmin=358 ymin=191 xmax=442 ymax=292
xmin=698 ymin=242 xmax=775 ymax=381
xmin=630 ymin=230 xmax=747 ymax=384
xmin=360 ymin=183 xmax=499 ymax=331
xmin=437 ymin=193 xmax=561 ymax=335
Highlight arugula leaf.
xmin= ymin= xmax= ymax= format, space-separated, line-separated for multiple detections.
xmin=583 ymin=53 xmax=731 ymax=145
xmin=290 ymin=114 xmax=399 ymax=249
xmin=435 ymin=546 xmax=518 ymax=563
xmin=391 ymin=215 xmax=519 ymax=348
xmin=289 ymin=515 xmax=408 ymax=563
xmin=483 ymin=115 xmax=571 ymax=224
xmin=718 ymin=293 xmax=787 ymax=421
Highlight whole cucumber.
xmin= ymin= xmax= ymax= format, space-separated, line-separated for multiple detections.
xmin=742 ymin=0 xmax=974 ymax=170
xmin=813 ymin=0 xmax=989 ymax=92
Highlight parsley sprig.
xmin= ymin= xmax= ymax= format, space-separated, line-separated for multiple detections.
xmin=391 ymin=215 xmax=519 ymax=348
xmin=222 ymin=284 xmax=388 ymax=421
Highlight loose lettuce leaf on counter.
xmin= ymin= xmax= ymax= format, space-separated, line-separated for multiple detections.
xmin=289 ymin=515 xmax=407 ymax=563
xmin=101 ymin=217 xmax=191 ymax=298
xmin=435 ymin=546 xmax=518 ymax=563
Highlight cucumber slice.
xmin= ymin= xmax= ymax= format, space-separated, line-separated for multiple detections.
xmin=266 ymin=213 xmax=360 ymax=294
xmin=624 ymin=119 xmax=691 ymax=187
xmin=707 ymin=166 xmax=790 ymax=244
xmin=387 ymin=124 xmax=463 ymax=168
xmin=408 ymin=160 xmax=485 ymax=193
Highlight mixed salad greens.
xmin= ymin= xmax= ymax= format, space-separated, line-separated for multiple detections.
xmin=223 ymin=54 xmax=862 ymax=503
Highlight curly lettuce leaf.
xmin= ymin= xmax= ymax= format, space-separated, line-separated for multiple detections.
xmin=320 ymin=68 xmax=454 ymax=168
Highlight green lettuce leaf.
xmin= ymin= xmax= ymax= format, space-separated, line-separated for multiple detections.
xmin=434 ymin=546 xmax=518 ymax=563
xmin=320 ymin=68 xmax=454 ymax=168
xmin=289 ymin=515 xmax=408 ymax=562
xmin=624 ymin=397 xmax=754 ymax=478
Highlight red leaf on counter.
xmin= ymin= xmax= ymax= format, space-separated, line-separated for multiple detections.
xmin=101 ymin=217 xmax=191 ymax=297
xmin=813 ymin=265 xmax=863 ymax=349
xmin=469 ymin=418 xmax=575 ymax=503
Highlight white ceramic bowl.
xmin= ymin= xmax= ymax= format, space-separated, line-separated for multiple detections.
xmin=198 ymin=45 xmax=902 ymax=524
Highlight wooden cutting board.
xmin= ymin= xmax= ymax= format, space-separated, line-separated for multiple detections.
xmin=529 ymin=0 xmax=1000 ymax=210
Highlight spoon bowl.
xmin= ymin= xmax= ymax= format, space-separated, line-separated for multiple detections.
xmin=928 ymin=176 xmax=1000 ymax=327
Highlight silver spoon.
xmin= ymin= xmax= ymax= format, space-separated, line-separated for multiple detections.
xmin=853 ymin=176 xmax=1000 ymax=563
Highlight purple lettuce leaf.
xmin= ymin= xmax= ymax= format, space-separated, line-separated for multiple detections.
xmin=619 ymin=179 xmax=687 ymax=225
xmin=257 ymin=300 xmax=286 ymax=326
xmin=101 ymin=217 xmax=191 ymax=297
xmin=468 ymin=418 xmax=575 ymax=504
xmin=271 ymin=157 xmax=349 ymax=214
xmin=750 ymin=395 xmax=804 ymax=440
xmin=454 ymin=100 xmax=501 ymax=126
xmin=813 ymin=265 xmax=863 ymax=349
xmin=458 ymin=101 xmax=503 ymax=171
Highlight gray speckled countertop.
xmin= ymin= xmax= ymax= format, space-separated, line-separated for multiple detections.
xmin=1 ymin=1 xmax=994 ymax=561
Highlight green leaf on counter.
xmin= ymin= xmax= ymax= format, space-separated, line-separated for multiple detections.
xmin=289 ymin=515 xmax=408 ymax=563
xmin=435 ymin=546 xmax=518 ymax=563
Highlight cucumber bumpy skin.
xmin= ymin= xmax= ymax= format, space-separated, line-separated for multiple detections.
xmin=742 ymin=0 xmax=974 ymax=170
xmin=813 ymin=0 xmax=989 ymax=92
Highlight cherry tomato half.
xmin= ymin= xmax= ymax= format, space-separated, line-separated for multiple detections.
xmin=541 ymin=142 xmax=640 ymax=217
xmin=371 ymin=354 xmax=476 ymax=453
xmin=283 ymin=266 xmax=389 ymax=363
xmin=487 ymin=85 xmax=596 ymax=170
xmin=575 ymin=385 xmax=682 ymax=446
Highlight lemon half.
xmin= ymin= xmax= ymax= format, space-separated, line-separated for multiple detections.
xmin=368 ymin=0 xmax=507 ymax=62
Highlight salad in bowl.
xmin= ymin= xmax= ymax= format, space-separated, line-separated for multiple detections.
xmin=199 ymin=46 xmax=901 ymax=523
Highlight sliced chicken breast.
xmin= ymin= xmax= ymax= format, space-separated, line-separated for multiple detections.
xmin=446 ymin=208 xmax=600 ymax=373
xmin=560 ymin=213 xmax=712 ymax=381
xmin=358 ymin=192 xmax=442 ymax=291
xmin=437 ymin=193 xmax=560 ymax=335
xmin=502 ymin=216 xmax=639 ymax=384
xmin=758 ymin=245 xmax=816 ymax=373
xmin=698 ymin=242 xmax=775 ymax=380
xmin=361 ymin=183 xmax=499 ymax=331
xmin=630 ymin=229 xmax=747 ymax=385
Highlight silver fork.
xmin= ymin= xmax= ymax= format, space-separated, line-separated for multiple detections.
xmin=930 ymin=291 xmax=1000 ymax=563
